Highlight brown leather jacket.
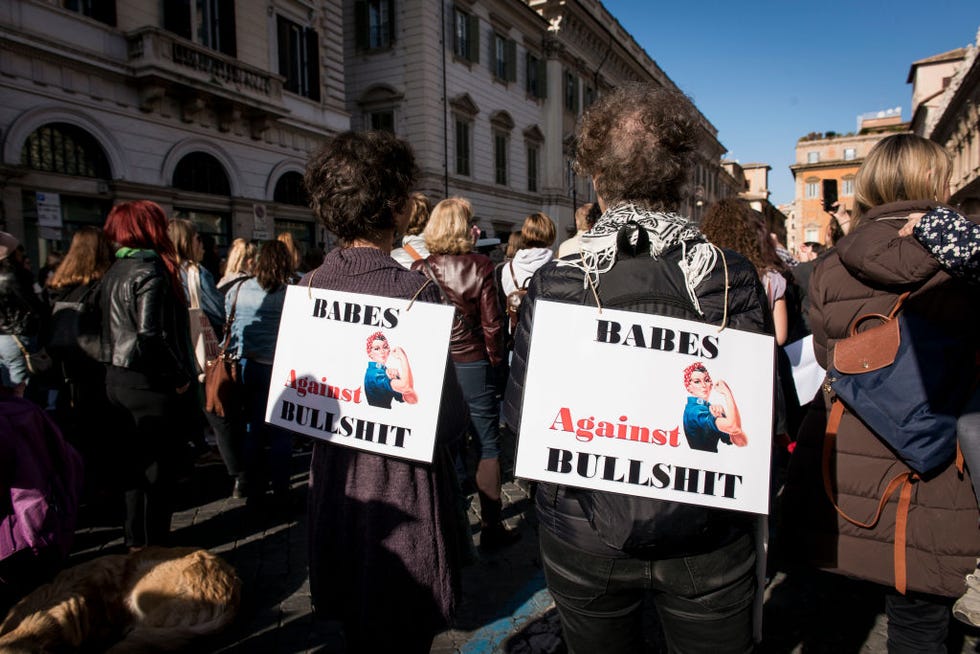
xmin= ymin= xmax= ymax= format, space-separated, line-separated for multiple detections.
xmin=782 ymin=200 xmax=980 ymax=597
xmin=412 ymin=253 xmax=505 ymax=367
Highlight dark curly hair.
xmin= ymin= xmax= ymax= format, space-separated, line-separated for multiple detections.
xmin=701 ymin=198 xmax=785 ymax=275
xmin=574 ymin=83 xmax=699 ymax=211
xmin=304 ymin=131 xmax=418 ymax=244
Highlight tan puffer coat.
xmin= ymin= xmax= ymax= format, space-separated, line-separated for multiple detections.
xmin=782 ymin=200 xmax=980 ymax=597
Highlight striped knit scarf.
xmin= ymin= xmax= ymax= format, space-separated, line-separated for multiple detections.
xmin=557 ymin=203 xmax=718 ymax=314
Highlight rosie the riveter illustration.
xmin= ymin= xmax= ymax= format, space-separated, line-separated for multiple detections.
xmin=364 ymin=331 xmax=418 ymax=408
xmin=681 ymin=361 xmax=747 ymax=452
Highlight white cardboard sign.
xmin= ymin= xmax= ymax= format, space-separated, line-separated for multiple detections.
xmin=514 ymin=300 xmax=775 ymax=515
xmin=266 ymin=286 xmax=454 ymax=463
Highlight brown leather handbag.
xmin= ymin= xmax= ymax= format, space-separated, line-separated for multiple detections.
xmin=205 ymin=279 xmax=246 ymax=417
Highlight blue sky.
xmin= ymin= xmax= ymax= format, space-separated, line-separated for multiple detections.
xmin=600 ymin=1 xmax=979 ymax=206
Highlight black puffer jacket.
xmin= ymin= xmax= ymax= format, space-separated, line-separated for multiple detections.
xmin=504 ymin=227 xmax=771 ymax=558
xmin=100 ymin=253 xmax=195 ymax=389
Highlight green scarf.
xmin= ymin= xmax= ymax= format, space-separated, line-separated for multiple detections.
xmin=115 ymin=247 xmax=157 ymax=259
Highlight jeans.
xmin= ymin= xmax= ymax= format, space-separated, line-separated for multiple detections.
xmin=539 ymin=526 xmax=756 ymax=654
xmin=956 ymin=387 xmax=980 ymax=507
xmin=454 ymin=360 xmax=500 ymax=460
xmin=240 ymin=359 xmax=292 ymax=494
xmin=885 ymin=591 xmax=950 ymax=654
xmin=0 ymin=334 xmax=29 ymax=388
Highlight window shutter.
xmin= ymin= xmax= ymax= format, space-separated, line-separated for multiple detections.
xmin=506 ymin=39 xmax=517 ymax=82
xmin=92 ymin=0 xmax=117 ymax=26
xmin=537 ymin=57 xmax=548 ymax=98
xmin=306 ymin=27 xmax=321 ymax=101
xmin=354 ymin=0 xmax=368 ymax=50
xmin=277 ymin=15 xmax=292 ymax=88
xmin=217 ymin=0 xmax=237 ymax=56
xmin=573 ymin=75 xmax=580 ymax=112
xmin=164 ymin=0 xmax=192 ymax=40
xmin=386 ymin=0 xmax=396 ymax=46
xmin=468 ymin=14 xmax=480 ymax=63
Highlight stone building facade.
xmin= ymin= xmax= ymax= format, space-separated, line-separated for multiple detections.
xmin=346 ymin=0 xmax=733 ymax=241
xmin=1 ymin=0 xmax=347 ymax=264
xmin=787 ymin=111 xmax=907 ymax=252
xmin=909 ymin=28 xmax=980 ymax=216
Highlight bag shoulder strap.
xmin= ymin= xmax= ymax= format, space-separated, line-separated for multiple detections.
xmin=403 ymin=243 xmax=423 ymax=261
xmin=822 ymin=399 xmax=916 ymax=594
xmin=420 ymin=260 xmax=476 ymax=332
xmin=219 ymin=276 xmax=250 ymax=354
xmin=186 ymin=263 xmax=202 ymax=310
xmin=508 ymin=260 xmax=530 ymax=291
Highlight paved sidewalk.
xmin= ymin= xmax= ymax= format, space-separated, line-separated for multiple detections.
xmin=67 ymin=444 xmax=980 ymax=653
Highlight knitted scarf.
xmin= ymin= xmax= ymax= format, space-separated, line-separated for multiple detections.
xmin=558 ymin=203 xmax=718 ymax=314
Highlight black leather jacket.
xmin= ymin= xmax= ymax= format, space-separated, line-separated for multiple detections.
xmin=0 ymin=260 xmax=46 ymax=336
xmin=412 ymin=253 xmax=505 ymax=367
xmin=504 ymin=232 xmax=771 ymax=558
xmin=100 ymin=253 xmax=195 ymax=388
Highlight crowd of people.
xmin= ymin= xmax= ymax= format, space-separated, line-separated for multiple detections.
xmin=0 ymin=80 xmax=977 ymax=653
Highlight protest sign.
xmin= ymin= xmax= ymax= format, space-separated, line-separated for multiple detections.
xmin=514 ymin=300 xmax=775 ymax=514
xmin=266 ymin=286 xmax=454 ymax=463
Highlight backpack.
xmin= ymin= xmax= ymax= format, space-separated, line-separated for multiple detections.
xmin=0 ymin=396 xmax=84 ymax=562
xmin=505 ymin=260 xmax=530 ymax=333
xmin=570 ymin=223 xmax=746 ymax=555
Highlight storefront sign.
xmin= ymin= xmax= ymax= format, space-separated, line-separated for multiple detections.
xmin=266 ymin=286 xmax=454 ymax=463
xmin=36 ymin=192 xmax=63 ymax=229
xmin=514 ymin=300 xmax=775 ymax=514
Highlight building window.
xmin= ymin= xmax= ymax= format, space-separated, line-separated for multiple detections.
xmin=526 ymin=53 xmax=546 ymax=99
xmin=494 ymin=132 xmax=508 ymax=185
xmin=527 ymin=145 xmax=539 ymax=192
xmin=277 ymin=16 xmax=320 ymax=101
xmin=355 ymin=0 xmax=394 ymax=51
xmin=805 ymin=180 xmax=819 ymax=199
xmin=62 ymin=0 xmax=116 ymax=26
xmin=492 ymin=34 xmax=516 ymax=82
xmin=370 ymin=110 xmax=395 ymax=133
xmin=164 ymin=0 xmax=236 ymax=57
xmin=21 ymin=123 xmax=111 ymax=179
xmin=273 ymin=172 xmax=308 ymax=207
xmin=455 ymin=118 xmax=471 ymax=176
xmin=804 ymin=225 xmax=820 ymax=242
xmin=584 ymin=85 xmax=596 ymax=109
xmin=172 ymin=152 xmax=230 ymax=195
xmin=807 ymin=151 xmax=819 ymax=164
xmin=564 ymin=70 xmax=579 ymax=113
xmin=841 ymin=177 xmax=854 ymax=196
xmin=453 ymin=7 xmax=479 ymax=63
xmin=844 ymin=147 xmax=856 ymax=161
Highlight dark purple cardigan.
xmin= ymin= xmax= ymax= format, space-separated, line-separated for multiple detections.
xmin=302 ymin=247 xmax=467 ymax=640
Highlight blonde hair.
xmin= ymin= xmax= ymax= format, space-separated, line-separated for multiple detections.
xmin=405 ymin=193 xmax=432 ymax=236
xmin=424 ymin=197 xmax=474 ymax=255
xmin=853 ymin=134 xmax=952 ymax=221
xmin=520 ymin=211 xmax=556 ymax=248
xmin=224 ymin=238 xmax=256 ymax=276
xmin=167 ymin=218 xmax=200 ymax=265
xmin=277 ymin=232 xmax=301 ymax=270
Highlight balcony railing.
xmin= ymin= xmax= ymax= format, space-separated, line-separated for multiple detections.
xmin=126 ymin=27 xmax=286 ymax=114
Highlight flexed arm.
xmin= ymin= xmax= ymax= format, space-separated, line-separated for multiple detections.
xmin=713 ymin=380 xmax=747 ymax=446
xmin=388 ymin=346 xmax=418 ymax=404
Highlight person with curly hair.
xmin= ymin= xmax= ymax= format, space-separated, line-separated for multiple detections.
xmin=504 ymin=83 xmax=769 ymax=654
xmin=302 ymin=130 xmax=468 ymax=654
xmin=701 ymin=198 xmax=790 ymax=345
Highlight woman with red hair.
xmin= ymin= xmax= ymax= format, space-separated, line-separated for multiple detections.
xmin=100 ymin=200 xmax=196 ymax=549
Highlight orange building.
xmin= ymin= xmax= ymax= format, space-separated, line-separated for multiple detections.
xmin=787 ymin=111 xmax=908 ymax=252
